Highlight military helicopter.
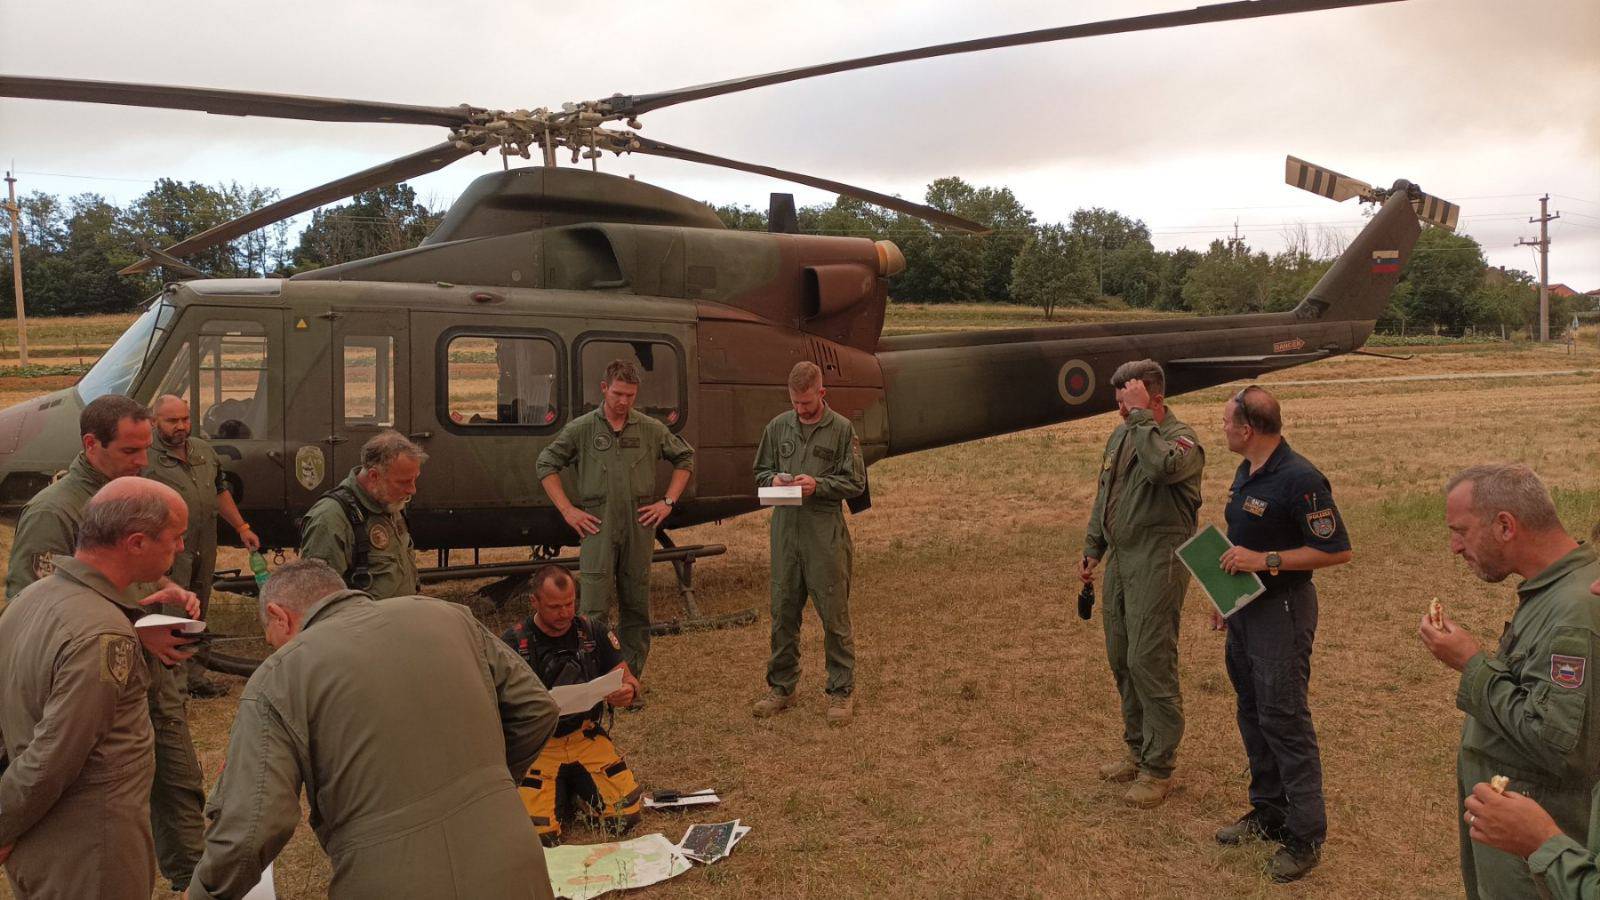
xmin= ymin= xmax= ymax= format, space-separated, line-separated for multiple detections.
xmin=0 ymin=0 xmax=1455 ymax=660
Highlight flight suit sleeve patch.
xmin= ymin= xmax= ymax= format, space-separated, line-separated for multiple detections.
xmin=1174 ymin=436 xmax=1196 ymax=455
xmin=100 ymin=634 xmax=137 ymax=686
xmin=1305 ymin=509 xmax=1337 ymax=539
xmin=1552 ymin=654 xmax=1586 ymax=689
xmin=32 ymin=551 xmax=55 ymax=580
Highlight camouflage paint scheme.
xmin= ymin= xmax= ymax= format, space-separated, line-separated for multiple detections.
xmin=0 ymin=167 xmax=1421 ymax=553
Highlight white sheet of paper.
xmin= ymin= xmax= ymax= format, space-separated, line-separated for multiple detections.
xmin=241 ymin=863 xmax=276 ymax=900
xmin=133 ymin=614 xmax=207 ymax=634
xmin=548 ymin=666 xmax=626 ymax=716
xmin=643 ymin=790 xmax=721 ymax=809
xmin=759 ymin=485 xmax=803 ymax=506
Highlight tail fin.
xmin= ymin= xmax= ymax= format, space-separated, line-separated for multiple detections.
xmin=1293 ymin=183 xmax=1421 ymax=323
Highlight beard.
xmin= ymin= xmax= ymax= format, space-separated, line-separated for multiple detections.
xmin=159 ymin=428 xmax=189 ymax=447
xmin=1465 ymin=544 xmax=1513 ymax=583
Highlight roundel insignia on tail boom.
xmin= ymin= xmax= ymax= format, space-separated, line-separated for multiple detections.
xmin=1057 ymin=360 xmax=1096 ymax=406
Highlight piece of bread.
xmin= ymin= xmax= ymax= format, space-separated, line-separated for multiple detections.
xmin=1429 ymin=598 xmax=1444 ymax=629
xmin=1490 ymin=775 xmax=1509 ymax=795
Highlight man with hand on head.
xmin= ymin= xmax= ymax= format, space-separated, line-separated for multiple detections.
xmin=503 ymin=565 xmax=642 ymax=844
xmin=143 ymin=394 xmax=259 ymax=699
xmin=299 ymin=430 xmax=424 ymax=599
xmin=187 ymin=559 xmax=560 ymax=899
xmin=1078 ymin=359 xmax=1204 ymax=808
xmin=1420 ymin=463 xmax=1600 ymax=900
xmin=0 ymin=477 xmax=195 ymax=899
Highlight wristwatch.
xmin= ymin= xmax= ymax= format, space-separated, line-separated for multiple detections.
xmin=1265 ymin=552 xmax=1282 ymax=576
xmin=662 ymin=497 xmax=675 ymax=507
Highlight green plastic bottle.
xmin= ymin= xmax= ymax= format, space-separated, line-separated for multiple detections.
xmin=249 ymin=551 xmax=270 ymax=589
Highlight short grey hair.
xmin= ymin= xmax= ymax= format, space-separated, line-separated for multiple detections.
xmin=259 ymin=558 xmax=348 ymax=620
xmin=360 ymin=430 xmax=427 ymax=472
xmin=1445 ymin=464 xmax=1563 ymax=533
xmin=78 ymin=491 xmax=172 ymax=550
xmin=1110 ymin=359 xmax=1166 ymax=396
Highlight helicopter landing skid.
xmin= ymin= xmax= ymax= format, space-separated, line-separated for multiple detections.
xmin=649 ymin=532 xmax=757 ymax=635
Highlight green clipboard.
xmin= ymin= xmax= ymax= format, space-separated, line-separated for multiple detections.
xmin=1175 ymin=524 xmax=1266 ymax=618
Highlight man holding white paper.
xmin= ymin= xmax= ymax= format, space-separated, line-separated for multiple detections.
xmin=751 ymin=361 xmax=866 ymax=725
xmin=503 ymin=565 xmax=643 ymax=845
xmin=1079 ymin=360 xmax=1205 ymax=809
xmin=0 ymin=477 xmax=192 ymax=899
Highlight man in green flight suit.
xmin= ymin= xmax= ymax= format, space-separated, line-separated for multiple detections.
xmin=536 ymin=359 xmax=695 ymax=682
xmin=144 ymin=394 xmax=260 ymax=698
xmin=187 ymin=559 xmax=560 ymax=900
xmin=1420 ymin=463 xmax=1600 ymax=900
xmin=750 ymin=361 xmax=866 ymax=726
xmin=2 ymin=395 xmax=208 ymax=895
xmin=1079 ymin=359 xmax=1205 ymax=808
xmin=298 ymin=430 xmax=424 ymax=600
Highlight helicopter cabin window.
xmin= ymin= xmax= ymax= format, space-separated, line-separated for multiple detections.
xmin=341 ymin=336 xmax=395 ymax=428
xmin=444 ymin=335 xmax=559 ymax=427
xmin=152 ymin=320 xmax=271 ymax=440
xmin=579 ymin=339 xmax=682 ymax=428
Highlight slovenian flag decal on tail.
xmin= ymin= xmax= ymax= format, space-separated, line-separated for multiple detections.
xmin=1371 ymin=249 xmax=1400 ymax=274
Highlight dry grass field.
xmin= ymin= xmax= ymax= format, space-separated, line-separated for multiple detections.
xmin=1 ymin=309 xmax=1598 ymax=899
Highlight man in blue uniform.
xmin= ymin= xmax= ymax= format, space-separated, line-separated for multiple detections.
xmin=1213 ymin=385 xmax=1352 ymax=883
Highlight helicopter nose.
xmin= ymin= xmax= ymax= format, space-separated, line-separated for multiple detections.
xmin=0 ymin=389 xmax=89 ymax=513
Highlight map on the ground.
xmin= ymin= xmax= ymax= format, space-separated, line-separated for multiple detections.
xmin=1175 ymin=524 xmax=1266 ymax=618
xmin=545 ymin=833 xmax=691 ymax=899
xmin=679 ymin=819 xmax=751 ymax=864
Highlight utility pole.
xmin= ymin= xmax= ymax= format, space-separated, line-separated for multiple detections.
xmin=1516 ymin=194 xmax=1560 ymax=341
xmin=3 ymin=171 xmax=26 ymax=366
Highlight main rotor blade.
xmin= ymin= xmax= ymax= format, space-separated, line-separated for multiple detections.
xmin=611 ymin=0 xmax=1404 ymax=117
xmin=0 ymin=75 xmax=478 ymax=128
xmin=627 ymin=136 xmax=988 ymax=233
xmin=119 ymin=140 xmax=480 ymax=275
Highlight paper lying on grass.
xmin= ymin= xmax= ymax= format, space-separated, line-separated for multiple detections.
xmin=643 ymin=789 xmax=721 ymax=809
xmin=134 ymin=614 xmax=207 ymax=633
xmin=545 ymin=833 xmax=691 ymax=899
xmin=678 ymin=820 xmax=750 ymax=864
xmin=548 ymin=666 xmax=626 ymax=716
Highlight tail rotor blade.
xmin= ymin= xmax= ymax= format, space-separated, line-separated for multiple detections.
xmin=1285 ymin=155 xmax=1373 ymax=203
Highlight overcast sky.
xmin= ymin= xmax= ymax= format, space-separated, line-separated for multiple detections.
xmin=3 ymin=0 xmax=1597 ymax=291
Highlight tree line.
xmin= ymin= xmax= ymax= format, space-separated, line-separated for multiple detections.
xmin=0 ymin=174 xmax=1576 ymax=333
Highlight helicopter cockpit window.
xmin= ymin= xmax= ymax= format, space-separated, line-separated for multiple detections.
xmin=579 ymin=339 xmax=682 ymax=428
xmin=341 ymin=336 xmax=395 ymax=428
xmin=77 ymin=299 xmax=176 ymax=404
xmin=444 ymin=335 xmax=559 ymax=427
xmin=152 ymin=320 xmax=271 ymax=440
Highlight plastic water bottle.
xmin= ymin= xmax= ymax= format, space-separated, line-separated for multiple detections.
xmin=249 ymin=551 xmax=270 ymax=589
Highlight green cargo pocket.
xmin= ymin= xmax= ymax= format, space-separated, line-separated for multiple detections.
xmin=1534 ymin=680 xmax=1584 ymax=754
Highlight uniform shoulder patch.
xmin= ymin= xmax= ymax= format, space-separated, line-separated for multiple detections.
xmin=32 ymin=551 xmax=55 ymax=580
xmin=1552 ymin=654 xmax=1586 ymax=689
xmin=1174 ymin=436 xmax=1197 ymax=455
xmin=100 ymin=633 xmax=137 ymax=686
xmin=1305 ymin=509 xmax=1337 ymax=539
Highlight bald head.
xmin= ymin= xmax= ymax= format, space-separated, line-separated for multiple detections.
xmin=76 ymin=477 xmax=188 ymax=585
xmin=151 ymin=394 xmax=193 ymax=448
